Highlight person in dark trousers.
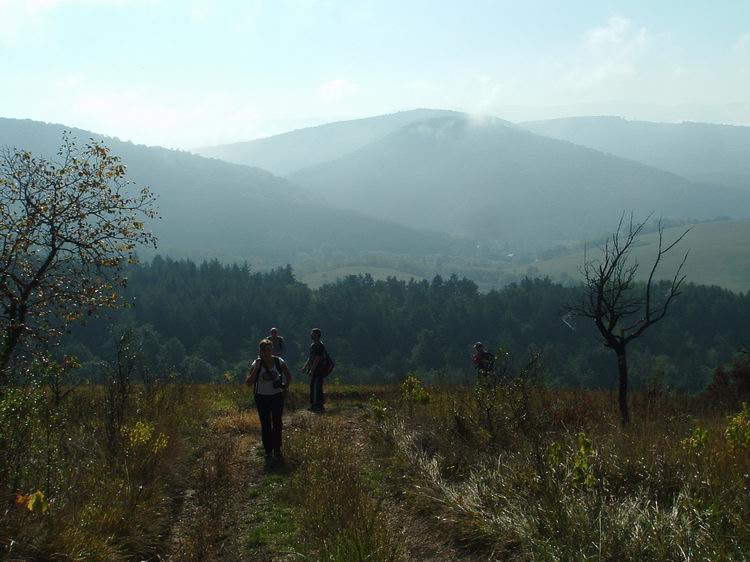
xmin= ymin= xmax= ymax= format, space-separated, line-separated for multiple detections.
xmin=472 ymin=342 xmax=495 ymax=373
xmin=303 ymin=328 xmax=327 ymax=412
xmin=246 ymin=338 xmax=293 ymax=461
xmin=268 ymin=327 xmax=286 ymax=357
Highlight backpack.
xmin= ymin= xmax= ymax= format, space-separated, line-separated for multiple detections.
xmin=480 ymin=351 xmax=495 ymax=372
xmin=322 ymin=354 xmax=335 ymax=377
xmin=320 ymin=346 xmax=335 ymax=377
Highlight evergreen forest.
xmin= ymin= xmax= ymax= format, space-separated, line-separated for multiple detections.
xmin=65 ymin=256 xmax=750 ymax=393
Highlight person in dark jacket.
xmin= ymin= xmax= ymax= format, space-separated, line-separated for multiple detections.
xmin=303 ymin=328 xmax=327 ymax=412
xmin=268 ymin=327 xmax=286 ymax=357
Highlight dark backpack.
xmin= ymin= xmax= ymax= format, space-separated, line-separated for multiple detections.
xmin=319 ymin=346 xmax=335 ymax=377
xmin=320 ymin=351 xmax=336 ymax=377
xmin=480 ymin=351 xmax=495 ymax=372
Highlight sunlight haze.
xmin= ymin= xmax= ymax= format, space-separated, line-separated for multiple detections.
xmin=1 ymin=0 xmax=748 ymax=148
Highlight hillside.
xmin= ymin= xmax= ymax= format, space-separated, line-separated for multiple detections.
xmin=288 ymin=115 xmax=749 ymax=246
xmin=0 ymin=118 xmax=469 ymax=265
xmin=194 ymin=108 xmax=464 ymax=175
xmin=515 ymin=219 xmax=750 ymax=293
xmin=298 ymin=265 xmax=426 ymax=289
xmin=519 ymin=116 xmax=750 ymax=189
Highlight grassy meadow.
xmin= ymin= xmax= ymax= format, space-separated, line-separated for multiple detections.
xmin=3 ymin=363 xmax=750 ymax=561
xmin=300 ymin=266 xmax=427 ymax=289
xmin=516 ymin=219 xmax=750 ymax=293
xmin=295 ymin=220 xmax=750 ymax=294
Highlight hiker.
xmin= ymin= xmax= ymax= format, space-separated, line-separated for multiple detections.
xmin=472 ymin=342 xmax=495 ymax=373
xmin=303 ymin=327 xmax=327 ymax=413
xmin=246 ymin=338 xmax=292 ymax=460
xmin=268 ymin=326 xmax=286 ymax=357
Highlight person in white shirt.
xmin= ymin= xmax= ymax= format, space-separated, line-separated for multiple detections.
xmin=246 ymin=338 xmax=293 ymax=460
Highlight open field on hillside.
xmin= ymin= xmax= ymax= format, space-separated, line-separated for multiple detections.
xmin=5 ymin=363 xmax=750 ymax=560
xmin=516 ymin=219 xmax=750 ymax=293
xmin=300 ymin=265 xmax=427 ymax=288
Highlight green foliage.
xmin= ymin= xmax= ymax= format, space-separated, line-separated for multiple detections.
xmin=571 ymin=432 xmax=597 ymax=489
xmin=0 ymin=134 xmax=157 ymax=374
xmin=0 ymin=358 xmax=216 ymax=559
xmin=67 ymin=260 xmax=750 ymax=392
xmin=401 ymin=374 xmax=430 ymax=415
xmin=725 ymin=402 xmax=750 ymax=451
xmin=369 ymin=394 xmax=390 ymax=421
xmin=681 ymin=426 xmax=709 ymax=453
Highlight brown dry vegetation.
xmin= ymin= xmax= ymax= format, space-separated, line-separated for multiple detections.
xmin=3 ymin=366 xmax=750 ymax=561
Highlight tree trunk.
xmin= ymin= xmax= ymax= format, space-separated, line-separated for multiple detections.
xmin=615 ymin=346 xmax=630 ymax=425
xmin=0 ymin=328 xmax=17 ymax=386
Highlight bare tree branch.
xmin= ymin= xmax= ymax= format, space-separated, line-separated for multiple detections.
xmin=567 ymin=212 xmax=690 ymax=424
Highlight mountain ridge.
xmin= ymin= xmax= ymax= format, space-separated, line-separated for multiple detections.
xmin=0 ymin=117 xmax=470 ymax=265
xmin=195 ymin=108 xmax=480 ymax=175
xmin=287 ymin=114 xmax=749 ymax=245
xmin=519 ymin=116 xmax=750 ymax=189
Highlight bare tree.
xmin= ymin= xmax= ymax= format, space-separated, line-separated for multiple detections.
xmin=569 ymin=213 xmax=690 ymax=424
xmin=0 ymin=134 xmax=158 ymax=381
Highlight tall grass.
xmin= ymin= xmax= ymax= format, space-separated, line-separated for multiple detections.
xmin=372 ymin=375 xmax=750 ymax=560
xmin=286 ymin=413 xmax=406 ymax=561
xmin=0 ymin=380 xmax=228 ymax=561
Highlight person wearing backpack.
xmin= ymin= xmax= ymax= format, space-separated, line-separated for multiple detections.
xmin=303 ymin=327 xmax=330 ymax=413
xmin=268 ymin=327 xmax=286 ymax=357
xmin=472 ymin=342 xmax=495 ymax=373
xmin=246 ymin=338 xmax=293 ymax=460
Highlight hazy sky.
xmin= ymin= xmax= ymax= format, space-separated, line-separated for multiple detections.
xmin=1 ymin=0 xmax=749 ymax=148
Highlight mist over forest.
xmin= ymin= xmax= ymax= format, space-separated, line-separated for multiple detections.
xmin=3 ymin=111 xmax=749 ymax=293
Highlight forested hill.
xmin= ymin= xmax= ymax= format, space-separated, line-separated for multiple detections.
xmin=287 ymin=115 xmax=749 ymax=244
xmin=0 ymin=118 xmax=471 ymax=264
xmin=194 ymin=108 xmax=464 ymax=175
xmin=519 ymin=116 xmax=750 ymax=189
xmin=67 ymin=258 xmax=750 ymax=393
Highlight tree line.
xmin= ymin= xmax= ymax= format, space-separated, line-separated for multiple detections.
xmin=63 ymin=256 xmax=749 ymax=392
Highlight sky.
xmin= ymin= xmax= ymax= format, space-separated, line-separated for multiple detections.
xmin=1 ymin=0 xmax=749 ymax=149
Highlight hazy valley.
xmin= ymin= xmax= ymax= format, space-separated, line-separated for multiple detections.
xmin=4 ymin=109 xmax=749 ymax=293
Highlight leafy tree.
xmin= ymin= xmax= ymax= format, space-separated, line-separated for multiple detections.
xmin=0 ymin=135 xmax=157 ymax=380
xmin=159 ymin=337 xmax=186 ymax=375
xmin=569 ymin=214 xmax=690 ymax=424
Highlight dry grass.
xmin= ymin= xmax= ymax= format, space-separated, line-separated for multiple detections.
xmin=285 ymin=412 xmax=407 ymax=561
xmin=369 ymin=382 xmax=750 ymax=560
xmin=210 ymin=409 xmax=262 ymax=434
xmin=0 ymin=384 xmax=234 ymax=561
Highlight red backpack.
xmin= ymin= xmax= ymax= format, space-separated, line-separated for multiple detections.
xmin=321 ymin=347 xmax=335 ymax=377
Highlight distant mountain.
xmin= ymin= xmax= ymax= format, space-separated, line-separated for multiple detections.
xmin=288 ymin=115 xmax=750 ymax=245
xmin=511 ymin=219 xmax=750 ymax=294
xmin=0 ymin=118 xmax=468 ymax=265
xmin=194 ymin=108 xmax=468 ymax=175
xmin=519 ymin=117 xmax=750 ymax=189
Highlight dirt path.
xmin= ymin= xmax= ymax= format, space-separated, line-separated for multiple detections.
xmin=159 ymin=409 xmax=272 ymax=561
xmin=160 ymin=400 xmax=486 ymax=561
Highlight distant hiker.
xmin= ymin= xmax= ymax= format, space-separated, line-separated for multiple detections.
xmin=268 ymin=327 xmax=286 ymax=357
xmin=246 ymin=338 xmax=292 ymax=461
xmin=472 ymin=342 xmax=495 ymax=373
xmin=303 ymin=328 xmax=328 ymax=413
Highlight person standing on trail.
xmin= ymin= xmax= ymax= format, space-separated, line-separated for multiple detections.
xmin=268 ymin=327 xmax=286 ymax=357
xmin=472 ymin=342 xmax=495 ymax=373
xmin=246 ymin=338 xmax=292 ymax=461
xmin=303 ymin=328 xmax=327 ymax=413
